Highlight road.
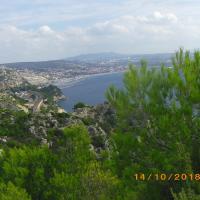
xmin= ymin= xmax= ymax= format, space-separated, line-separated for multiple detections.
xmin=32 ymin=91 xmax=43 ymax=112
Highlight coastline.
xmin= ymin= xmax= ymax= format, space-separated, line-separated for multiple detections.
xmin=53 ymin=70 xmax=126 ymax=89
xmin=57 ymin=70 xmax=124 ymax=112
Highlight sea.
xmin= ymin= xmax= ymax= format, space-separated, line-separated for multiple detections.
xmin=58 ymin=72 xmax=124 ymax=111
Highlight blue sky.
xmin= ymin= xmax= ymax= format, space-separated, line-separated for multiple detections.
xmin=0 ymin=0 xmax=200 ymax=62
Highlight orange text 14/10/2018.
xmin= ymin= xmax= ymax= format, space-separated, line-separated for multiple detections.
xmin=134 ymin=173 xmax=200 ymax=181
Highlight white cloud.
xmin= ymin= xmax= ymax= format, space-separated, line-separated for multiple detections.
xmin=38 ymin=25 xmax=54 ymax=34
xmin=90 ymin=21 xmax=129 ymax=35
xmin=153 ymin=11 xmax=163 ymax=20
xmin=153 ymin=11 xmax=178 ymax=23
xmin=0 ymin=0 xmax=200 ymax=62
xmin=0 ymin=9 xmax=198 ymax=63
xmin=166 ymin=13 xmax=178 ymax=23
xmin=89 ymin=12 xmax=178 ymax=38
xmin=0 ymin=25 xmax=92 ymax=63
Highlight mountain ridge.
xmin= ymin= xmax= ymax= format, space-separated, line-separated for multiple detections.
xmin=0 ymin=52 xmax=173 ymax=69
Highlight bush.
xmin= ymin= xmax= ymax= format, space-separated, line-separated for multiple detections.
xmin=73 ymin=102 xmax=87 ymax=110
xmin=0 ymin=182 xmax=31 ymax=200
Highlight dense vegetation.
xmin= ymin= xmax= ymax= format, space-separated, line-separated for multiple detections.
xmin=0 ymin=49 xmax=199 ymax=199
xmin=0 ymin=126 xmax=121 ymax=199
xmin=73 ymin=102 xmax=88 ymax=110
xmin=0 ymin=109 xmax=29 ymax=137
xmin=105 ymin=49 xmax=200 ymax=199
xmin=39 ymin=85 xmax=63 ymax=102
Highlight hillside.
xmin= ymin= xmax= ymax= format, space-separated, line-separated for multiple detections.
xmin=0 ymin=67 xmax=28 ymax=90
xmin=0 ymin=49 xmax=199 ymax=199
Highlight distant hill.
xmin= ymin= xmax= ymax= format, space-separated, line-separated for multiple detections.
xmin=0 ymin=60 xmax=68 ymax=70
xmin=67 ymin=52 xmax=173 ymax=63
xmin=67 ymin=52 xmax=127 ymax=62
xmin=0 ymin=52 xmax=173 ymax=70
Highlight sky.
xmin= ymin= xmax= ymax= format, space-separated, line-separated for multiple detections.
xmin=0 ymin=0 xmax=200 ymax=63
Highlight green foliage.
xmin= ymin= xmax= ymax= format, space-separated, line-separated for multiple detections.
xmin=0 ymin=125 xmax=121 ymax=199
xmin=40 ymin=85 xmax=62 ymax=102
xmin=0 ymin=182 xmax=31 ymax=200
xmin=0 ymin=109 xmax=29 ymax=137
xmin=0 ymin=146 xmax=55 ymax=199
xmin=73 ymin=102 xmax=88 ymax=110
xmin=80 ymin=161 xmax=121 ymax=199
xmin=48 ymin=161 xmax=121 ymax=200
xmin=82 ymin=117 xmax=95 ymax=125
xmin=106 ymin=49 xmax=200 ymax=199
xmin=171 ymin=188 xmax=200 ymax=200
